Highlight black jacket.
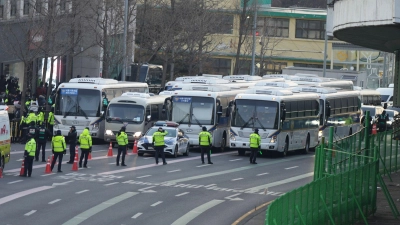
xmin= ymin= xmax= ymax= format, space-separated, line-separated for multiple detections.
xmin=68 ymin=130 xmax=77 ymax=144
xmin=36 ymin=127 xmax=51 ymax=143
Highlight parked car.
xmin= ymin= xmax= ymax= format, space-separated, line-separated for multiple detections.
xmin=385 ymin=109 xmax=398 ymax=130
xmin=137 ymin=121 xmax=190 ymax=157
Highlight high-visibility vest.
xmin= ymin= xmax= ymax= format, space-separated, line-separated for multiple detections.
xmin=116 ymin=131 xmax=128 ymax=146
xmin=37 ymin=112 xmax=44 ymax=123
xmin=79 ymin=130 xmax=92 ymax=150
xmin=249 ymin=133 xmax=261 ymax=148
xmin=26 ymin=113 xmax=37 ymax=124
xmin=152 ymin=131 xmax=168 ymax=146
xmin=25 ymin=138 xmax=36 ymax=156
xmin=199 ymin=131 xmax=212 ymax=146
xmin=52 ymin=135 xmax=66 ymax=152
xmin=48 ymin=112 xmax=54 ymax=125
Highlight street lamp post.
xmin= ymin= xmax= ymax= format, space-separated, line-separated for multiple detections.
xmin=122 ymin=0 xmax=128 ymax=81
xmin=251 ymin=1 xmax=258 ymax=76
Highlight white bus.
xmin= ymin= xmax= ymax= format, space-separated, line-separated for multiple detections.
xmin=290 ymin=77 xmax=354 ymax=90
xmin=163 ymin=85 xmax=246 ymax=151
xmin=54 ymin=78 xmax=149 ymax=139
xmin=104 ymin=92 xmax=169 ymax=145
xmin=359 ymin=89 xmax=381 ymax=106
xmin=230 ymin=89 xmax=320 ymax=157
xmin=292 ymin=87 xmax=361 ymax=139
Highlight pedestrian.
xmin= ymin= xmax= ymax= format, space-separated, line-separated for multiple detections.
xmin=152 ymin=127 xmax=168 ymax=165
xmin=378 ymin=110 xmax=389 ymax=140
xmin=116 ymin=126 xmax=128 ymax=166
xmin=249 ymin=128 xmax=261 ymax=164
xmin=66 ymin=126 xmax=77 ymax=164
xmin=36 ymin=123 xmax=51 ymax=162
xmin=198 ymin=126 xmax=213 ymax=164
xmin=78 ymin=127 xmax=92 ymax=168
xmin=23 ymin=133 xmax=36 ymax=177
xmin=51 ymin=130 xmax=66 ymax=172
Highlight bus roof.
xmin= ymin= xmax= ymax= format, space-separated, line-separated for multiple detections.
xmin=69 ymin=77 xmax=119 ymax=84
xmin=236 ymin=92 xmax=319 ymax=102
xmin=121 ymin=92 xmax=152 ymax=98
xmin=61 ymin=78 xmax=148 ymax=89
xmin=359 ymin=89 xmax=381 ymax=96
xmin=109 ymin=95 xmax=169 ymax=105
xmin=245 ymin=88 xmax=293 ymax=96
xmin=292 ymin=87 xmax=338 ymax=94
xmin=254 ymin=81 xmax=298 ymax=88
xmin=182 ymin=78 xmax=230 ymax=84
xmin=223 ymin=75 xmax=262 ymax=81
xmin=182 ymin=85 xmax=232 ymax=92
xmin=293 ymin=73 xmax=320 ymax=78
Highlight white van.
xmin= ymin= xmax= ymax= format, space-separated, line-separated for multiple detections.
xmin=376 ymin=87 xmax=393 ymax=104
xmin=0 ymin=110 xmax=11 ymax=169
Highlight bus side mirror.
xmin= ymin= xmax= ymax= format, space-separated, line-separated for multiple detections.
xmin=281 ymin=109 xmax=286 ymax=121
xmin=217 ymin=105 xmax=223 ymax=115
xmin=384 ymin=103 xmax=388 ymax=109
xmin=326 ymin=105 xmax=331 ymax=118
xmin=146 ymin=115 xmax=151 ymax=121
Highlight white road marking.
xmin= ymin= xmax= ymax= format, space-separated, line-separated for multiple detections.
xmin=48 ymin=199 xmax=61 ymax=205
xmin=24 ymin=210 xmax=37 ymax=216
xmin=143 ymin=157 xmax=152 ymax=159
xmin=108 ymin=163 xmax=115 ymax=165
xmin=285 ymin=166 xmax=299 ymax=170
xmin=137 ymin=175 xmax=151 ymax=178
xmin=229 ymin=159 xmax=242 ymax=162
xmin=175 ymin=192 xmax=189 ymax=197
xmin=245 ymin=172 xmax=314 ymax=192
xmin=62 ymin=192 xmax=138 ymax=225
xmin=104 ymin=182 xmax=119 ymax=186
xmin=151 ymin=201 xmax=163 ymax=207
xmin=41 ymin=173 xmax=56 ymax=177
xmin=196 ymin=164 xmax=211 ymax=168
xmin=231 ymin=178 xmax=243 ymax=181
xmin=257 ymin=172 xmax=269 ymax=176
xmin=0 ymin=186 xmax=54 ymax=205
xmin=76 ymin=190 xmax=89 ymax=194
xmin=131 ymin=213 xmax=142 ymax=219
xmin=225 ymin=193 xmax=243 ymax=201
xmin=168 ymin=169 xmax=181 ymax=173
xmin=7 ymin=180 xmax=23 ymax=184
xmin=138 ymin=186 xmax=156 ymax=193
xmin=16 ymin=159 xmax=23 ymax=162
xmin=171 ymin=200 xmax=225 ymax=225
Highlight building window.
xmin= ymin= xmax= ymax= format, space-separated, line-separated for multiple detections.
xmin=35 ymin=0 xmax=43 ymax=14
xmin=295 ymin=20 xmax=325 ymax=40
xmin=23 ymin=0 xmax=30 ymax=15
xmin=214 ymin=14 xmax=233 ymax=34
xmin=60 ymin=0 xmax=66 ymax=11
xmin=257 ymin=18 xmax=289 ymax=38
xmin=262 ymin=61 xmax=287 ymax=74
xmin=237 ymin=60 xmax=251 ymax=75
xmin=10 ymin=0 xmax=17 ymax=17
xmin=293 ymin=63 xmax=324 ymax=68
xmin=204 ymin=58 xmax=231 ymax=75
xmin=0 ymin=2 xmax=4 ymax=18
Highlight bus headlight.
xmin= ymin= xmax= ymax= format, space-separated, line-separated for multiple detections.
xmin=92 ymin=123 xmax=99 ymax=130
xmin=318 ymin=131 xmax=323 ymax=137
xmin=134 ymin=132 xmax=142 ymax=138
xmin=230 ymin=132 xmax=236 ymax=141
xmin=270 ymin=135 xmax=277 ymax=143
xmin=105 ymin=130 xmax=114 ymax=135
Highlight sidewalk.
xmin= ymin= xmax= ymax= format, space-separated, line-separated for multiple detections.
xmin=239 ymin=173 xmax=400 ymax=225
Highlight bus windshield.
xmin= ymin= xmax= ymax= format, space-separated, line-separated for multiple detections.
xmin=106 ymin=104 xmax=145 ymax=124
xmin=172 ymin=96 xmax=215 ymax=126
xmin=56 ymin=89 xmax=101 ymax=117
xmin=232 ymin=100 xmax=279 ymax=129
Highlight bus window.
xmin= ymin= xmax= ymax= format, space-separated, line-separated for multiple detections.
xmin=151 ymin=104 xmax=159 ymax=121
xmin=298 ymin=101 xmax=305 ymax=117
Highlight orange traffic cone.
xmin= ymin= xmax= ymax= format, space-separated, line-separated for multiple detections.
xmin=0 ymin=168 xmax=3 ymax=178
xmin=45 ymin=157 xmax=52 ymax=173
xmin=72 ymin=151 xmax=78 ymax=171
xmin=132 ymin=140 xmax=138 ymax=154
xmin=88 ymin=152 xmax=92 ymax=160
xmin=107 ymin=142 xmax=113 ymax=157
xmin=372 ymin=123 xmax=377 ymax=135
xmin=75 ymin=146 xmax=79 ymax=160
xmin=19 ymin=160 xmax=25 ymax=176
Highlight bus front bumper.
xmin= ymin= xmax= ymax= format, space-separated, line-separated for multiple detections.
xmin=104 ymin=134 xmax=136 ymax=143
xmin=230 ymin=141 xmax=277 ymax=150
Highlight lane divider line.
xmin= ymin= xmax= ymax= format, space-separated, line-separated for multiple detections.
xmin=231 ymin=178 xmax=243 ymax=181
xmin=48 ymin=199 xmax=61 ymax=205
xmin=75 ymin=190 xmax=89 ymax=194
xmin=137 ymin=175 xmax=151 ymax=178
xmin=24 ymin=210 xmax=37 ymax=216
xmin=285 ymin=166 xmax=299 ymax=170
xmin=151 ymin=201 xmax=163 ymax=207
xmin=171 ymin=200 xmax=225 ymax=225
xmin=229 ymin=159 xmax=242 ymax=162
xmin=7 ymin=180 xmax=23 ymax=184
xmin=257 ymin=173 xmax=269 ymax=176
xmin=167 ymin=170 xmax=181 ymax=173
xmin=0 ymin=186 xmax=54 ymax=205
xmin=131 ymin=213 xmax=142 ymax=219
xmin=175 ymin=192 xmax=189 ymax=197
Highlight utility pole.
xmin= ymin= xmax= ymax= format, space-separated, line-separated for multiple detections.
xmin=122 ymin=0 xmax=129 ymax=81
xmin=251 ymin=1 xmax=258 ymax=76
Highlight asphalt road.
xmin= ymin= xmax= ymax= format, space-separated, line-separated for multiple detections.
xmin=0 ymin=142 xmax=315 ymax=225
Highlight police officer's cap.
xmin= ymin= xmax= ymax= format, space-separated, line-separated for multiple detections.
xmin=70 ymin=126 xmax=76 ymax=129
xmin=202 ymin=127 xmax=207 ymax=131
xmin=254 ymin=128 xmax=259 ymax=133
xmin=120 ymin=126 xmax=126 ymax=131
xmin=158 ymin=127 xmax=163 ymax=130
xmin=56 ymin=130 xmax=61 ymax=135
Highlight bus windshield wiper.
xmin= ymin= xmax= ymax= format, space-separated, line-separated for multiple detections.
xmin=191 ymin=113 xmax=202 ymax=127
xmin=254 ymin=117 xmax=267 ymax=131
xmin=77 ymin=104 xmax=88 ymax=119
xmin=178 ymin=113 xmax=190 ymax=124
xmin=241 ymin=117 xmax=253 ymax=129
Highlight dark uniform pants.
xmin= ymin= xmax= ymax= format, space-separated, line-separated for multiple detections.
xmin=117 ymin=145 xmax=127 ymax=165
xmin=24 ymin=156 xmax=34 ymax=177
xmin=51 ymin=152 xmax=64 ymax=171
xmin=154 ymin=146 xmax=166 ymax=164
xmin=200 ymin=146 xmax=211 ymax=163
xmin=79 ymin=150 xmax=89 ymax=167
xmin=250 ymin=147 xmax=258 ymax=163
xmin=69 ymin=143 xmax=76 ymax=163
xmin=36 ymin=142 xmax=46 ymax=161
xmin=48 ymin=125 xmax=54 ymax=140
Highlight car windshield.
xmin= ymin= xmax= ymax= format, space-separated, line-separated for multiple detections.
xmin=171 ymin=96 xmax=215 ymax=125
xmin=386 ymin=110 xmax=398 ymax=118
xmin=362 ymin=107 xmax=376 ymax=117
xmin=55 ymin=88 xmax=100 ymax=117
xmin=232 ymin=99 xmax=279 ymax=129
xmin=381 ymin=95 xmax=390 ymax=102
xmin=106 ymin=104 xmax=145 ymax=124
xmin=145 ymin=128 xmax=177 ymax=138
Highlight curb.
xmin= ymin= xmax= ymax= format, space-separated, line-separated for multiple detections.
xmin=232 ymin=200 xmax=273 ymax=225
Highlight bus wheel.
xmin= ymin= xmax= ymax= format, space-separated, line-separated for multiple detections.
xmin=281 ymin=138 xmax=289 ymax=157
xmin=173 ymin=146 xmax=178 ymax=158
xmin=302 ymin=135 xmax=310 ymax=154
xmin=220 ymin=134 xmax=226 ymax=152
xmin=238 ymin=149 xmax=245 ymax=156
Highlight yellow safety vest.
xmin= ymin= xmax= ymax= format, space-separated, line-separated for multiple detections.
xmin=25 ymin=138 xmax=36 ymax=156
xmin=26 ymin=113 xmax=37 ymax=124
xmin=48 ymin=112 xmax=54 ymax=125
xmin=52 ymin=135 xmax=66 ymax=152
xmin=249 ymin=133 xmax=261 ymax=148
xmin=79 ymin=130 xmax=92 ymax=150
xmin=116 ymin=131 xmax=128 ymax=146
xmin=37 ymin=112 xmax=44 ymax=123
xmin=199 ymin=131 xmax=212 ymax=146
xmin=152 ymin=131 xmax=168 ymax=146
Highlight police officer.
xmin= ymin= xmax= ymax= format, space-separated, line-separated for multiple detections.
xmin=22 ymin=121 xmax=38 ymax=146
xmin=47 ymin=105 xmax=55 ymax=139
xmin=116 ymin=126 xmax=128 ymax=166
xmin=36 ymin=107 xmax=45 ymax=126
xmin=19 ymin=114 xmax=28 ymax=143
xmin=78 ymin=127 xmax=92 ymax=168
xmin=26 ymin=109 xmax=37 ymax=125
xmin=67 ymin=126 xmax=77 ymax=164
xmin=199 ymin=127 xmax=213 ymax=164
xmin=378 ymin=110 xmax=389 ymax=133
xmin=249 ymin=128 xmax=261 ymax=164
xmin=23 ymin=133 xmax=36 ymax=177
xmin=36 ymin=123 xmax=51 ymax=162
xmin=51 ymin=130 xmax=66 ymax=172
xmin=152 ymin=127 xmax=168 ymax=165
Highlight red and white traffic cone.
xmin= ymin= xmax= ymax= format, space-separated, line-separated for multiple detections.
xmin=107 ymin=142 xmax=113 ymax=157
xmin=19 ymin=160 xmax=25 ymax=176
xmin=0 ymin=167 xmax=3 ymax=178
xmin=132 ymin=140 xmax=138 ymax=154
xmin=45 ymin=157 xmax=52 ymax=174
xmin=72 ymin=151 xmax=78 ymax=171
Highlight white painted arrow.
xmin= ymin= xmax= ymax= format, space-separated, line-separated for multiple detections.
xmin=225 ymin=193 xmax=243 ymax=201
xmin=138 ymin=186 xmax=156 ymax=193
xmin=52 ymin=180 xmax=74 ymax=186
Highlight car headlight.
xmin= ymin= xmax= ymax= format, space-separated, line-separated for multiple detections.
xmin=92 ymin=123 xmax=99 ymax=130
xmin=105 ymin=130 xmax=114 ymax=135
xmin=318 ymin=131 xmax=323 ymax=137
xmin=270 ymin=135 xmax=277 ymax=143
